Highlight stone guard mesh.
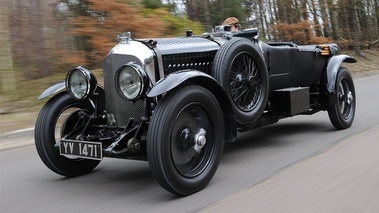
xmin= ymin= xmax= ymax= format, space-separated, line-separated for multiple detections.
xmin=103 ymin=54 xmax=145 ymax=125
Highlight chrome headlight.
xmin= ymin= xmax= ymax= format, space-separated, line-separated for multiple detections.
xmin=115 ymin=63 xmax=149 ymax=101
xmin=66 ymin=67 xmax=97 ymax=100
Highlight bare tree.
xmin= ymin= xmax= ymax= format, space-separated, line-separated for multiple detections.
xmin=202 ymin=0 xmax=211 ymax=26
xmin=346 ymin=0 xmax=368 ymax=57
xmin=0 ymin=0 xmax=17 ymax=95
xmin=328 ymin=0 xmax=339 ymax=40
xmin=8 ymin=0 xmax=51 ymax=79
xmin=319 ymin=0 xmax=331 ymax=37
xmin=186 ymin=0 xmax=199 ymax=22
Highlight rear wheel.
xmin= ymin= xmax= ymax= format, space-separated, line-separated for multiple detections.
xmin=212 ymin=38 xmax=269 ymax=124
xmin=35 ymin=93 xmax=100 ymax=177
xmin=147 ymin=85 xmax=224 ymax=195
xmin=327 ymin=67 xmax=356 ymax=129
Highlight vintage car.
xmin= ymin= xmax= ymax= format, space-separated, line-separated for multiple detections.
xmin=35 ymin=26 xmax=356 ymax=195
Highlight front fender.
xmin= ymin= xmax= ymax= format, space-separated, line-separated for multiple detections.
xmin=38 ymin=81 xmax=65 ymax=100
xmin=147 ymin=70 xmax=237 ymax=143
xmin=326 ymin=55 xmax=356 ymax=93
xmin=147 ymin=70 xmax=212 ymax=97
xmin=38 ymin=82 xmax=105 ymax=107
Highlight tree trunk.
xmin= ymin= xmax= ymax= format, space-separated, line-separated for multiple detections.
xmin=0 ymin=0 xmax=17 ymax=95
xmin=263 ymin=0 xmax=272 ymax=40
xmin=266 ymin=0 xmax=275 ymax=40
xmin=375 ymin=0 xmax=379 ymax=40
xmin=319 ymin=0 xmax=331 ymax=37
xmin=202 ymin=0 xmax=211 ymax=26
xmin=347 ymin=0 xmax=359 ymax=50
xmin=310 ymin=0 xmax=322 ymax=36
xmin=271 ymin=0 xmax=279 ymax=21
xmin=338 ymin=0 xmax=351 ymax=40
xmin=9 ymin=0 xmax=50 ymax=80
xmin=300 ymin=0 xmax=311 ymax=42
xmin=347 ymin=0 xmax=367 ymax=58
xmin=187 ymin=0 xmax=199 ymax=22
xmin=258 ymin=0 xmax=267 ymax=38
xmin=300 ymin=0 xmax=308 ymax=20
xmin=293 ymin=0 xmax=301 ymax=23
xmin=277 ymin=0 xmax=287 ymax=23
xmin=286 ymin=0 xmax=294 ymax=24
xmin=328 ymin=0 xmax=339 ymax=40
xmin=270 ymin=0 xmax=279 ymax=40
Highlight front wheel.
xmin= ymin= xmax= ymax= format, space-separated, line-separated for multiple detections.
xmin=35 ymin=93 xmax=100 ymax=177
xmin=327 ymin=67 xmax=356 ymax=129
xmin=147 ymin=85 xmax=224 ymax=195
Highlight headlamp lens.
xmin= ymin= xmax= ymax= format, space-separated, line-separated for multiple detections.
xmin=66 ymin=67 xmax=97 ymax=100
xmin=116 ymin=64 xmax=147 ymax=101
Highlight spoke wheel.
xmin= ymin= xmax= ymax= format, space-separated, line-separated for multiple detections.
xmin=147 ymin=85 xmax=224 ymax=195
xmin=212 ymin=38 xmax=269 ymax=124
xmin=229 ymin=52 xmax=263 ymax=111
xmin=327 ymin=67 xmax=356 ymax=129
xmin=35 ymin=93 xmax=100 ymax=177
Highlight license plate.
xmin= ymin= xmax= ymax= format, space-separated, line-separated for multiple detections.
xmin=60 ymin=139 xmax=103 ymax=160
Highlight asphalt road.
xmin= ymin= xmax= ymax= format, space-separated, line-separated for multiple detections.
xmin=1 ymin=73 xmax=378 ymax=213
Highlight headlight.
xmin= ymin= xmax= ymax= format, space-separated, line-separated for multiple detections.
xmin=66 ymin=67 xmax=97 ymax=100
xmin=115 ymin=63 xmax=149 ymax=101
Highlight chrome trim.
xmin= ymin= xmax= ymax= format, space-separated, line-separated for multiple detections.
xmin=115 ymin=63 xmax=149 ymax=101
xmin=65 ymin=67 xmax=97 ymax=100
xmin=108 ymin=40 xmax=156 ymax=84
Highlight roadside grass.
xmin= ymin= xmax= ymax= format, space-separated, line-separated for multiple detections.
xmin=342 ymin=48 xmax=379 ymax=76
xmin=0 ymin=49 xmax=378 ymax=134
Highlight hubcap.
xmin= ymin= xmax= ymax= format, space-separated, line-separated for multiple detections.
xmin=347 ymin=91 xmax=353 ymax=104
xmin=171 ymin=106 xmax=213 ymax=177
xmin=338 ymin=78 xmax=354 ymax=119
xmin=194 ymin=128 xmax=207 ymax=153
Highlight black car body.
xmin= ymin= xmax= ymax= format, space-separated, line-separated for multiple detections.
xmin=35 ymin=27 xmax=356 ymax=195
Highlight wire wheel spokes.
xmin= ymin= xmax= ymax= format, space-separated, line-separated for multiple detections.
xmin=229 ymin=52 xmax=262 ymax=111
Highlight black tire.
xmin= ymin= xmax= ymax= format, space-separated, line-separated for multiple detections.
xmin=327 ymin=67 xmax=356 ymax=129
xmin=35 ymin=93 xmax=100 ymax=177
xmin=147 ymin=85 xmax=224 ymax=195
xmin=212 ymin=38 xmax=269 ymax=124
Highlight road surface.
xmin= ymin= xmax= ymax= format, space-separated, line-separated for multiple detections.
xmin=1 ymin=73 xmax=378 ymax=212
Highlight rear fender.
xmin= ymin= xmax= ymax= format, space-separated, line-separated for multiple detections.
xmin=147 ymin=70 xmax=237 ymax=143
xmin=326 ymin=55 xmax=356 ymax=93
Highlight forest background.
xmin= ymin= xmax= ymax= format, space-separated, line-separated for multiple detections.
xmin=0 ymin=0 xmax=378 ymax=133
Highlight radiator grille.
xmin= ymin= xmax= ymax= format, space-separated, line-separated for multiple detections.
xmin=162 ymin=51 xmax=215 ymax=74
xmin=103 ymin=54 xmax=145 ymax=125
